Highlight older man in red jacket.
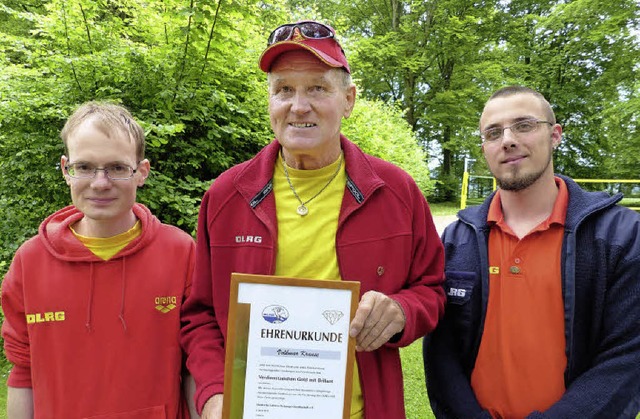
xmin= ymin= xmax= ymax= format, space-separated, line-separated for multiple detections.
xmin=180 ymin=20 xmax=445 ymax=419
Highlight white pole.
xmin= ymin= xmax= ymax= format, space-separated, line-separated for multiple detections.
xmin=464 ymin=157 xmax=475 ymax=173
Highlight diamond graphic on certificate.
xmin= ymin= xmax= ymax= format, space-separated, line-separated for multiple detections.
xmin=322 ymin=310 xmax=344 ymax=325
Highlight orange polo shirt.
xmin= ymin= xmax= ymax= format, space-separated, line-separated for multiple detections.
xmin=471 ymin=177 xmax=568 ymax=418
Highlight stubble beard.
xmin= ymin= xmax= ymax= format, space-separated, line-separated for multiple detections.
xmin=495 ymin=150 xmax=553 ymax=192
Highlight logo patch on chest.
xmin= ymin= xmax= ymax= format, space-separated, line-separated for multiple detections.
xmin=155 ymin=296 xmax=178 ymax=313
xmin=235 ymin=235 xmax=263 ymax=244
xmin=26 ymin=311 xmax=65 ymax=324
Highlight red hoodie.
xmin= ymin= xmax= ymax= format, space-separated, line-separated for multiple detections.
xmin=1 ymin=204 xmax=195 ymax=419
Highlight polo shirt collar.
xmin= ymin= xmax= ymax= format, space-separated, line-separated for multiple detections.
xmin=487 ymin=176 xmax=569 ymax=229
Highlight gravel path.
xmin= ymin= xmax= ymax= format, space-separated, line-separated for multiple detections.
xmin=432 ymin=214 xmax=459 ymax=235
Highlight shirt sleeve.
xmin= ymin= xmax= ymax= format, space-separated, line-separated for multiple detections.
xmin=2 ymin=250 xmax=33 ymax=388
xmin=384 ymin=180 xmax=446 ymax=348
xmin=179 ymin=190 xmax=226 ymax=414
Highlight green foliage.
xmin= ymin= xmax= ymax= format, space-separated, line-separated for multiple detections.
xmin=137 ymin=173 xmax=210 ymax=236
xmin=342 ymin=98 xmax=435 ymax=195
xmin=3 ymin=0 xmax=636 ymax=263
xmin=1 ymin=0 xmax=638 ymax=411
xmin=496 ymin=0 xmax=640 ymax=179
xmin=303 ymin=0 xmax=503 ymax=200
xmin=295 ymin=0 xmax=640 ymax=199
xmin=0 ymin=0 xmax=287 ymax=272
xmin=0 ymin=0 xmax=295 ymax=379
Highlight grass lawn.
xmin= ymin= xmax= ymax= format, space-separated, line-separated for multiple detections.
xmin=426 ymin=201 xmax=460 ymax=216
xmin=401 ymin=340 xmax=435 ymax=419
xmin=0 ymin=380 xmax=5 ymax=419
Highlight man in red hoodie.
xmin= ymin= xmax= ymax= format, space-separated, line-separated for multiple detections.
xmin=180 ymin=21 xmax=445 ymax=419
xmin=2 ymin=102 xmax=197 ymax=418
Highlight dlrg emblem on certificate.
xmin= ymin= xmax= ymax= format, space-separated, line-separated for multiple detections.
xmin=222 ymin=273 xmax=360 ymax=419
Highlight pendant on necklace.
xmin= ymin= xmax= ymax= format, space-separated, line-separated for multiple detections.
xmin=297 ymin=205 xmax=309 ymax=216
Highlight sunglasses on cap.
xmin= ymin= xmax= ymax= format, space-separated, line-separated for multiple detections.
xmin=267 ymin=21 xmax=335 ymax=46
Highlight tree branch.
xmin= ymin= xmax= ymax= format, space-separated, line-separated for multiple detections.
xmin=79 ymin=4 xmax=93 ymax=51
xmin=173 ymin=0 xmax=195 ymax=102
xmin=61 ymin=2 xmax=83 ymax=93
xmin=162 ymin=0 xmax=169 ymax=45
xmin=79 ymin=3 xmax=97 ymax=92
xmin=199 ymin=0 xmax=223 ymax=82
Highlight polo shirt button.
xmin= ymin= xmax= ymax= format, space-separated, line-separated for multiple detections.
xmin=515 ymin=258 xmax=521 ymax=264
xmin=377 ymin=266 xmax=385 ymax=276
xmin=510 ymin=266 xmax=521 ymax=274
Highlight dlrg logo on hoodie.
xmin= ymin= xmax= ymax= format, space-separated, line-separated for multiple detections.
xmin=26 ymin=311 xmax=65 ymax=324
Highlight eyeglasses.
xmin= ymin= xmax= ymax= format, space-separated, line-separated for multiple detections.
xmin=65 ymin=163 xmax=138 ymax=180
xmin=480 ymin=119 xmax=553 ymax=143
xmin=267 ymin=21 xmax=335 ymax=45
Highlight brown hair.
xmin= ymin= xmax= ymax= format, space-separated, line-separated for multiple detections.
xmin=487 ymin=85 xmax=556 ymax=124
xmin=60 ymin=102 xmax=145 ymax=161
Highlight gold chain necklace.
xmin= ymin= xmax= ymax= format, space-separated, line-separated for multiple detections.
xmin=281 ymin=152 xmax=343 ymax=216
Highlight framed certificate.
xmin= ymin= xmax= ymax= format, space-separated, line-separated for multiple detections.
xmin=222 ymin=273 xmax=360 ymax=419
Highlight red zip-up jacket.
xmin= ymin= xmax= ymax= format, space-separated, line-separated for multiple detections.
xmin=180 ymin=136 xmax=445 ymax=418
xmin=2 ymin=204 xmax=195 ymax=418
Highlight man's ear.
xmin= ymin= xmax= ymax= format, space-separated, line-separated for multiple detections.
xmin=136 ymin=159 xmax=151 ymax=187
xmin=61 ymin=155 xmax=71 ymax=186
xmin=551 ymin=124 xmax=563 ymax=149
xmin=343 ymin=84 xmax=357 ymax=119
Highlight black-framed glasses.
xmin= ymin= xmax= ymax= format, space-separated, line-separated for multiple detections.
xmin=267 ymin=21 xmax=335 ymax=46
xmin=481 ymin=119 xmax=553 ymax=143
xmin=65 ymin=162 xmax=138 ymax=180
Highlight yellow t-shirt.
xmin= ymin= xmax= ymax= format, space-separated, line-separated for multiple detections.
xmin=71 ymin=221 xmax=142 ymax=261
xmin=273 ymin=153 xmax=364 ymax=418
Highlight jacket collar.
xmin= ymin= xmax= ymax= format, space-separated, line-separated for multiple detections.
xmin=457 ymin=174 xmax=622 ymax=231
xmin=232 ymin=135 xmax=385 ymax=208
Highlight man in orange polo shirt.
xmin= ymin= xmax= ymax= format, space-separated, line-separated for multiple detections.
xmin=424 ymin=86 xmax=640 ymax=418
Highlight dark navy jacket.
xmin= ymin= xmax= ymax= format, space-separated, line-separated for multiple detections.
xmin=424 ymin=175 xmax=640 ymax=419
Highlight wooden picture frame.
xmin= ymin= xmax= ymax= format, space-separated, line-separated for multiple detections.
xmin=222 ymin=273 xmax=360 ymax=419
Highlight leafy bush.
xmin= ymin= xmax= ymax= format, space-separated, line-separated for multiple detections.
xmin=0 ymin=0 xmax=280 ymax=273
xmin=342 ymin=98 xmax=435 ymax=195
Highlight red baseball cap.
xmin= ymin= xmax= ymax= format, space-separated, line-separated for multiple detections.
xmin=259 ymin=22 xmax=351 ymax=74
